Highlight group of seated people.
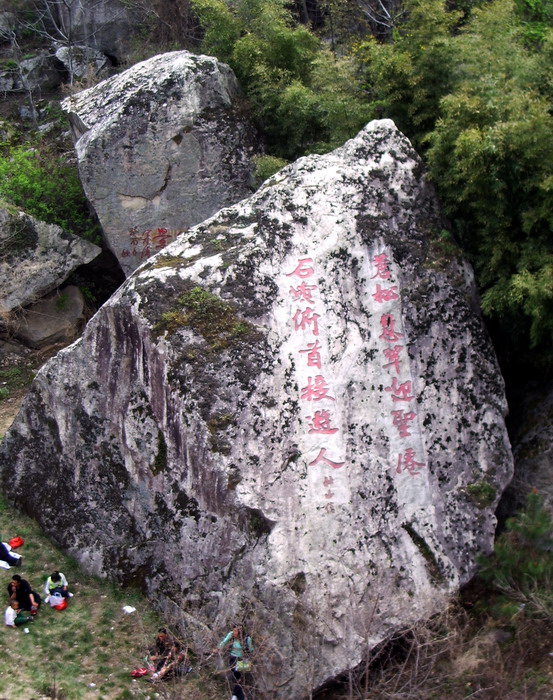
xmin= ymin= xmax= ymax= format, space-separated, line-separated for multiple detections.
xmin=145 ymin=623 xmax=253 ymax=700
xmin=4 ymin=571 xmax=72 ymax=628
xmin=148 ymin=627 xmax=193 ymax=680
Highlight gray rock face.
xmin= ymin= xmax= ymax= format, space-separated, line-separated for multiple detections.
xmin=0 ymin=207 xmax=101 ymax=313
xmin=55 ymin=45 xmax=111 ymax=82
xmin=0 ymin=121 xmax=512 ymax=697
xmin=61 ymin=51 xmax=259 ymax=276
xmin=0 ymin=52 xmax=62 ymax=93
xmin=52 ymin=0 xmax=140 ymax=60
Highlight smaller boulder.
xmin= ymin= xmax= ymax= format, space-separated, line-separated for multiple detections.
xmin=14 ymin=286 xmax=86 ymax=349
xmin=62 ymin=50 xmax=260 ymax=276
xmin=55 ymin=45 xmax=111 ymax=82
xmin=0 ymin=207 xmax=101 ymax=313
xmin=16 ymin=52 xmax=62 ymax=93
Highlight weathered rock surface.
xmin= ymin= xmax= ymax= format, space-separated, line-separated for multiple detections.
xmin=61 ymin=51 xmax=260 ymax=276
xmin=0 ymin=121 xmax=512 ymax=697
xmin=52 ymin=0 xmax=141 ymax=61
xmin=14 ymin=285 xmax=87 ymax=349
xmin=0 ymin=207 xmax=101 ymax=314
xmin=0 ymin=52 xmax=63 ymax=93
xmin=55 ymin=45 xmax=112 ymax=82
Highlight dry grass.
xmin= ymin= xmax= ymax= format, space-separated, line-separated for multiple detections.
xmin=318 ymin=602 xmax=553 ymax=700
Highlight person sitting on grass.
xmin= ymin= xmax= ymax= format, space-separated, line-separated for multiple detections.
xmin=148 ymin=628 xmax=174 ymax=673
xmin=7 ymin=575 xmax=41 ymax=613
xmin=151 ymin=640 xmax=192 ymax=680
xmin=4 ymin=600 xmax=33 ymax=628
xmin=0 ymin=541 xmax=22 ymax=568
xmin=43 ymin=571 xmax=73 ymax=601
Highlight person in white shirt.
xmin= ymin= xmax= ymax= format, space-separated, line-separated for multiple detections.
xmin=43 ymin=571 xmax=72 ymax=601
xmin=4 ymin=600 xmax=32 ymax=627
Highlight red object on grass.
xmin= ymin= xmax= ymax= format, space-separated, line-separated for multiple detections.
xmin=8 ymin=537 xmax=24 ymax=548
xmin=130 ymin=668 xmax=149 ymax=678
xmin=54 ymin=599 xmax=68 ymax=611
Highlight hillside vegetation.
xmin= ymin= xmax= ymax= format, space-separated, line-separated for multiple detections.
xmin=0 ymin=494 xmax=234 ymax=700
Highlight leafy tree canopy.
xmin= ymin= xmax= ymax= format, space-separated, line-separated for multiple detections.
xmin=191 ymin=0 xmax=372 ymax=158
xmin=357 ymin=0 xmax=553 ymax=371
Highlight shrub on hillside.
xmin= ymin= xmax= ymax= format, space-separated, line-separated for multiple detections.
xmin=479 ymin=491 xmax=553 ymax=620
xmin=0 ymin=143 xmax=100 ymax=243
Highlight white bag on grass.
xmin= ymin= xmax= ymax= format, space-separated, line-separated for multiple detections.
xmin=49 ymin=594 xmax=63 ymax=607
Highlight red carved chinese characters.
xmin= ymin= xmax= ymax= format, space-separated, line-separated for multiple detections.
xmin=372 ymin=253 xmax=392 ymax=280
xmin=372 ymin=249 xmax=426 ymax=477
xmin=299 ymin=340 xmax=322 ymax=369
xmin=293 ymin=307 xmax=320 ymax=336
xmin=391 ymin=410 xmax=416 ymax=438
xmin=122 ymin=226 xmax=179 ymax=261
xmin=307 ymin=410 xmax=339 ymax=434
xmin=301 ymin=376 xmax=335 ymax=402
xmin=286 ymin=258 xmax=315 ymax=279
xmin=379 ymin=314 xmax=403 ymax=343
xmin=309 ymin=448 xmax=345 ymax=469
xmin=396 ymin=449 xmax=425 ymax=476
xmin=290 ymin=282 xmax=317 ymax=303
xmin=385 ymin=378 xmax=414 ymax=402
xmin=382 ymin=345 xmax=403 ymax=375
xmin=373 ymin=284 xmax=399 ymax=303
xmin=283 ymin=255 xmax=347 ymax=509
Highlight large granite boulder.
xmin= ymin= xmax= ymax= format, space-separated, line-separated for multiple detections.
xmin=0 ymin=206 xmax=101 ymax=313
xmin=61 ymin=51 xmax=260 ymax=276
xmin=0 ymin=121 xmax=513 ymax=698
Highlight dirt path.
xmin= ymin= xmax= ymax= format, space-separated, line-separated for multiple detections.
xmin=0 ymin=386 xmax=27 ymax=438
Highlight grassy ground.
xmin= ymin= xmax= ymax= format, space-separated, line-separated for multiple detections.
xmin=0 ymin=494 xmax=227 ymax=700
xmin=0 ymin=360 xmax=37 ymax=441
xmin=0 ymin=492 xmax=157 ymax=700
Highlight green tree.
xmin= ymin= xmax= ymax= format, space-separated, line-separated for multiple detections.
xmin=354 ymin=0 xmax=462 ymax=148
xmin=0 ymin=143 xmax=100 ymax=242
xmin=191 ymin=0 xmax=371 ymax=159
xmin=479 ymin=491 xmax=553 ymax=620
xmin=426 ymin=0 xmax=553 ymax=360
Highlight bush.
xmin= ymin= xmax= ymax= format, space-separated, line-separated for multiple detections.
xmin=252 ymin=154 xmax=289 ymax=186
xmin=191 ymin=0 xmax=370 ymax=159
xmin=478 ymin=491 xmax=553 ymax=620
xmin=0 ymin=143 xmax=100 ymax=243
xmin=426 ymin=0 xmax=553 ymax=363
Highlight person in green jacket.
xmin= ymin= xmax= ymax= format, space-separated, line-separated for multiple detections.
xmin=218 ymin=625 xmax=253 ymax=700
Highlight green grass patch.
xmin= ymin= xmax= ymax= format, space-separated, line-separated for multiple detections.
xmin=0 ymin=365 xmax=35 ymax=401
xmin=153 ymin=285 xmax=258 ymax=350
xmin=0 ymin=494 xmax=162 ymax=699
xmin=0 ymin=495 xmax=229 ymax=699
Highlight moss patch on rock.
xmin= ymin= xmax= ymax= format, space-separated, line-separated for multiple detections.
xmin=153 ymin=285 xmax=259 ymax=350
xmin=466 ymin=480 xmax=496 ymax=509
